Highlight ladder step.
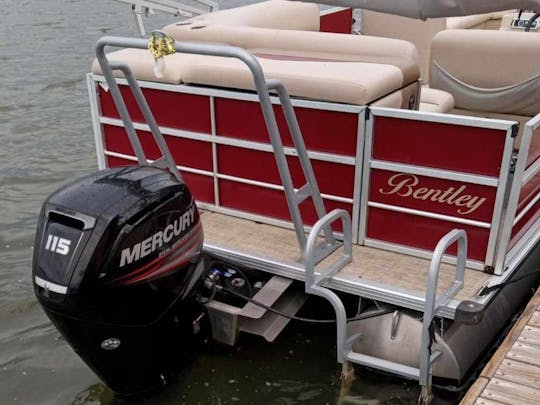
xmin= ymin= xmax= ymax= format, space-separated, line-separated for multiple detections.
xmin=294 ymin=183 xmax=311 ymax=204
xmin=239 ymin=288 xmax=307 ymax=342
xmin=239 ymin=275 xmax=292 ymax=319
xmin=345 ymin=350 xmax=442 ymax=381
xmin=345 ymin=351 xmax=420 ymax=380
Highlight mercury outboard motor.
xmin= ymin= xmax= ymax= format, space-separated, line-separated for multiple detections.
xmin=32 ymin=166 xmax=206 ymax=395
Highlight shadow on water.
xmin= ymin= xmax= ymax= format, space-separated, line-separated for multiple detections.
xmin=70 ymin=320 xmax=422 ymax=405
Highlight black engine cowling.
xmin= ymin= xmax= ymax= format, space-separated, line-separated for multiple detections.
xmin=32 ymin=166 xmax=206 ymax=395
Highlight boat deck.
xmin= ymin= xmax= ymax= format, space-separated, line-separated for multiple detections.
xmin=200 ymin=211 xmax=492 ymax=319
xmin=460 ymin=288 xmax=540 ymax=405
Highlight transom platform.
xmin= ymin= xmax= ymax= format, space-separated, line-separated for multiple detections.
xmin=200 ymin=210 xmax=492 ymax=319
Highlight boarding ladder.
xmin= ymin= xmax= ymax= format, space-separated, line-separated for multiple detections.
xmin=95 ymin=34 xmax=338 ymax=260
xmin=304 ymin=208 xmax=468 ymax=404
xmin=113 ymin=0 xmax=219 ymax=36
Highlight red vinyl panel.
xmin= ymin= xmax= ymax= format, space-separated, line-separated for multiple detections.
xmin=320 ymin=9 xmax=353 ymax=34
xmin=103 ymin=125 xmax=213 ymax=171
xmin=182 ymin=172 xmax=215 ymax=204
xmin=214 ymin=98 xmax=359 ymax=156
xmin=99 ymin=85 xmax=211 ymax=133
xmin=217 ymin=145 xmax=355 ymax=198
xmin=372 ymin=117 xmax=507 ymax=177
xmin=369 ymin=169 xmax=496 ymax=223
xmin=366 ymin=208 xmax=489 ymax=261
xmin=219 ymin=180 xmax=352 ymax=231
xmin=106 ymin=155 xmax=215 ymax=204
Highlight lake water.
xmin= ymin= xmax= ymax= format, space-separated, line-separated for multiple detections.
xmin=0 ymin=1 xmax=421 ymax=403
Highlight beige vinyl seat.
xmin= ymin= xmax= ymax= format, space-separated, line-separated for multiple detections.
xmin=418 ymin=87 xmax=454 ymax=113
xmin=361 ymin=9 xmax=513 ymax=81
xmin=93 ymin=24 xmax=420 ymax=108
xmin=163 ymin=24 xmax=419 ymax=106
xmin=429 ymin=29 xmax=540 ymax=139
xmin=166 ymin=0 xmax=320 ymax=31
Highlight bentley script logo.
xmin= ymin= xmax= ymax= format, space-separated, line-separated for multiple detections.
xmin=378 ymin=173 xmax=487 ymax=216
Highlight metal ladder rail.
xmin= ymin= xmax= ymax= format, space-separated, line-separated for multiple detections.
xmin=267 ymin=79 xmax=336 ymax=256
xmin=419 ymin=229 xmax=467 ymax=404
xmin=106 ymin=61 xmax=184 ymax=181
xmin=304 ymin=208 xmax=353 ymax=362
xmin=95 ymin=36 xmax=335 ymax=256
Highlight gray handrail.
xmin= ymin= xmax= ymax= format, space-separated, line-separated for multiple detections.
xmin=266 ymin=79 xmax=335 ymax=245
xmin=108 ymin=61 xmax=183 ymax=181
xmin=113 ymin=0 xmax=218 ymax=37
xmin=95 ymin=36 xmax=333 ymax=255
xmin=419 ymin=229 xmax=467 ymax=404
xmin=304 ymin=208 xmax=352 ymax=362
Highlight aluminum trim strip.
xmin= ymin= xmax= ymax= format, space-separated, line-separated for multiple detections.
xmin=210 ymin=95 xmax=220 ymax=207
xmin=351 ymin=110 xmax=366 ymax=244
xmin=494 ymin=118 xmax=536 ymax=274
xmin=370 ymin=160 xmax=499 ymax=187
xmin=99 ymin=117 xmax=356 ymax=165
xmin=370 ymin=106 xmax=517 ymax=131
xmin=526 ymin=112 xmax=540 ymax=131
xmin=34 ymin=276 xmax=68 ymax=295
xmin=103 ymin=150 xmax=354 ymax=204
xmin=367 ymin=201 xmax=492 ymax=229
xmin=91 ymin=74 xmax=366 ymax=114
xmin=484 ymin=127 xmax=516 ymax=269
xmin=358 ymin=112 xmax=374 ymax=244
xmin=103 ymin=150 xmax=214 ymax=176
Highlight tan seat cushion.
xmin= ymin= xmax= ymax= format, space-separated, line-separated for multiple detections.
xmin=431 ymin=29 xmax=540 ymax=116
xmin=446 ymin=14 xmax=493 ymax=30
xmin=92 ymin=45 xmax=418 ymax=105
xmin=92 ymin=12 xmax=420 ymax=105
xmin=163 ymin=25 xmax=419 ymax=86
xmin=181 ymin=53 xmax=407 ymax=105
xmin=164 ymin=0 xmax=320 ymax=32
xmin=419 ymin=87 xmax=454 ymax=113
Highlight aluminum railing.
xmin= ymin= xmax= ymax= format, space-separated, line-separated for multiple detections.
xmin=95 ymin=36 xmax=336 ymax=256
xmin=113 ymin=0 xmax=218 ymax=36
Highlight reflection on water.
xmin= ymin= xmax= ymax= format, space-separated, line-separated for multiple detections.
xmin=1 ymin=1 xmax=421 ymax=404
